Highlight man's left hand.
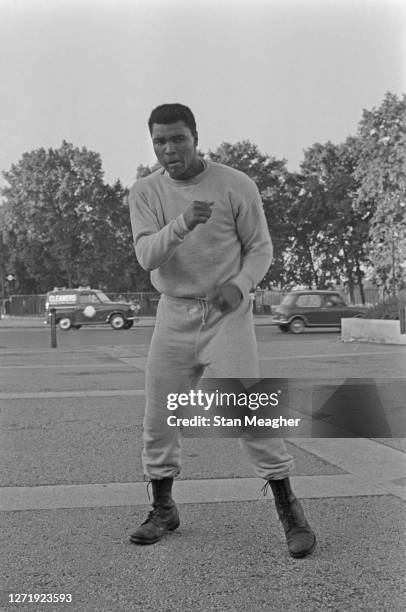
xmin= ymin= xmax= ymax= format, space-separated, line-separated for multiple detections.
xmin=210 ymin=283 xmax=243 ymax=313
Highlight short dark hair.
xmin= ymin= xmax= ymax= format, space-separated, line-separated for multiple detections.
xmin=148 ymin=103 xmax=197 ymax=136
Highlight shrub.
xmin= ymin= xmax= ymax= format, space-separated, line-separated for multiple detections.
xmin=364 ymin=295 xmax=406 ymax=320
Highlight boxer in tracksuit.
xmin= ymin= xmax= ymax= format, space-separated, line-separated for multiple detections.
xmin=128 ymin=103 xmax=316 ymax=558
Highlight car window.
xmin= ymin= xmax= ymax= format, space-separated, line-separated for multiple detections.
xmin=324 ymin=295 xmax=346 ymax=307
xmin=296 ymin=294 xmax=323 ymax=307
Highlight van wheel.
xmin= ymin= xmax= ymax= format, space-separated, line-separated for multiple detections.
xmin=110 ymin=314 xmax=125 ymax=330
xmin=289 ymin=318 xmax=305 ymax=334
xmin=58 ymin=317 xmax=72 ymax=330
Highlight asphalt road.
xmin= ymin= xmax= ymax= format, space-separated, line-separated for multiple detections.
xmin=1 ymin=324 xmax=405 ymax=378
xmin=0 ymin=323 xmax=334 ymax=349
xmin=1 ymin=325 xmax=405 ymax=611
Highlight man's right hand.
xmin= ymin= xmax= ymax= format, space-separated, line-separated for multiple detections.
xmin=183 ymin=201 xmax=214 ymax=231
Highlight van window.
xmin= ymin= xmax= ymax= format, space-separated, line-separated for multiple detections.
xmin=78 ymin=293 xmax=101 ymax=304
xmin=280 ymin=294 xmax=295 ymax=306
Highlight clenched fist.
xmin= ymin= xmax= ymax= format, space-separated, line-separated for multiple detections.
xmin=183 ymin=200 xmax=214 ymax=231
xmin=210 ymin=283 xmax=242 ymax=313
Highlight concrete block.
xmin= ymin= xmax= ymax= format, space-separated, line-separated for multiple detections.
xmin=341 ymin=318 xmax=406 ymax=345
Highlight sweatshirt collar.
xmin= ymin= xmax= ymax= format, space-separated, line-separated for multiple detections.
xmin=162 ymin=158 xmax=209 ymax=185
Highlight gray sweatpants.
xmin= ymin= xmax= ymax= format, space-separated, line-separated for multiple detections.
xmin=143 ymin=293 xmax=294 ymax=480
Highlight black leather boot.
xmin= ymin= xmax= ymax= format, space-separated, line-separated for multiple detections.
xmin=130 ymin=478 xmax=180 ymax=545
xmin=268 ymin=478 xmax=316 ymax=559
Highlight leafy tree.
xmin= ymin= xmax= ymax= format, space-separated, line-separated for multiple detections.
xmin=90 ymin=180 xmax=152 ymax=292
xmin=354 ymin=92 xmax=406 ymax=295
xmin=1 ymin=142 xmax=151 ymax=293
xmin=136 ymin=164 xmax=153 ymax=179
xmin=290 ymin=140 xmax=369 ymax=300
xmin=207 ymin=141 xmax=293 ymax=287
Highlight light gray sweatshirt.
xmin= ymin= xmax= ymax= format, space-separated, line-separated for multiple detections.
xmin=128 ymin=160 xmax=272 ymax=299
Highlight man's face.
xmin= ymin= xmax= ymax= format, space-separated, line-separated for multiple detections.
xmin=151 ymin=121 xmax=199 ymax=180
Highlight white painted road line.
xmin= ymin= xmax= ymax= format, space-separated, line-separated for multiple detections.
xmin=0 ymin=390 xmax=145 ymax=399
xmin=0 ymin=474 xmax=391 ymax=512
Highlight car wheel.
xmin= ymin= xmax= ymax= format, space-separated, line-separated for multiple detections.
xmin=110 ymin=314 xmax=126 ymax=330
xmin=278 ymin=325 xmax=289 ymax=333
xmin=123 ymin=320 xmax=134 ymax=329
xmin=58 ymin=317 xmax=72 ymax=331
xmin=289 ymin=318 xmax=305 ymax=334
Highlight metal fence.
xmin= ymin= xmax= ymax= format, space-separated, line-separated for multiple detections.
xmin=1 ymin=287 xmax=380 ymax=318
xmin=1 ymin=294 xmax=48 ymax=317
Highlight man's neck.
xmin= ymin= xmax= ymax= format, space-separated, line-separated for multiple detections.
xmin=172 ymin=158 xmax=206 ymax=181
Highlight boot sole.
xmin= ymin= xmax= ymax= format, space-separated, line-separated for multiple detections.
xmin=130 ymin=519 xmax=180 ymax=545
xmin=289 ymin=535 xmax=317 ymax=559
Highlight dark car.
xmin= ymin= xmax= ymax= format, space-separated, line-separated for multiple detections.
xmin=272 ymin=290 xmax=365 ymax=334
xmin=44 ymin=288 xmax=140 ymax=330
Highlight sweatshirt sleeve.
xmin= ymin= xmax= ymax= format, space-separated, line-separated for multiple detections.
xmin=128 ymin=183 xmax=190 ymax=272
xmin=229 ymin=187 xmax=273 ymax=297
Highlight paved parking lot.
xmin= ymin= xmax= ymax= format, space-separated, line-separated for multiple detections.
xmin=1 ymin=322 xmax=405 ymax=611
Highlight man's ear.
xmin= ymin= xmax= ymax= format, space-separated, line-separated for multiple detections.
xmin=194 ymin=132 xmax=199 ymax=147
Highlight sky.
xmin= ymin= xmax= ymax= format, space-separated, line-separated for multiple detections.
xmin=1 ymin=0 xmax=405 ymax=189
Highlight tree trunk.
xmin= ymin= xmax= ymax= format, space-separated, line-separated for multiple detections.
xmin=304 ymin=241 xmax=318 ymax=288
xmin=342 ymin=248 xmax=355 ymax=303
xmin=355 ymin=256 xmax=366 ymax=304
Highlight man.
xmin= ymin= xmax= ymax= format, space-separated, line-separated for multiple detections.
xmin=128 ymin=103 xmax=316 ymax=558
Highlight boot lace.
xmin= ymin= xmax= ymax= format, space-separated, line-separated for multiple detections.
xmin=261 ymin=480 xmax=298 ymax=526
xmin=146 ymin=480 xmax=152 ymax=502
xmin=261 ymin=481 xmax=271 ymax=497
xmin=142 ymin=506 xmax=162 ymax=526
